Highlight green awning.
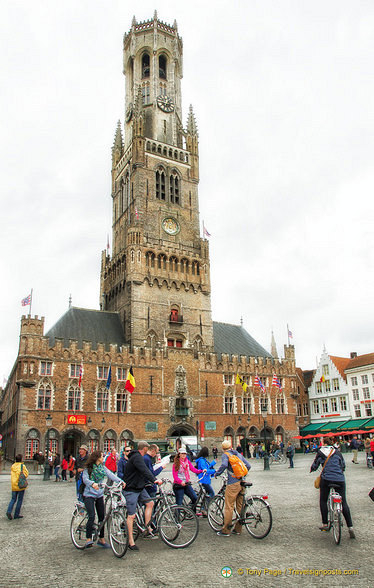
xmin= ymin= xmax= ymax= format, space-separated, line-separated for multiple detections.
xmin=336 ymin=418 xmax=371 ymax=431
xmin=299 ymin=423 xmax=324 ymax=435
xmin=318 ymin=420 xmax=349 ymax=433
xmin=361 ymin=417 xmax=374 ymax=430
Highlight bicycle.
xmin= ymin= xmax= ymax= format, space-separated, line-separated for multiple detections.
xmin=207 ymin=478 xmax=272 ymax=539
xmin=70 ymin=481 xmax=129 ymax=558
xmin=268 ymin=452 xmax=287 ymax=465
xmin=126 ymin=479 xmax=199 ymax=548
xmin=325 ymin=484 xmax=343 ymax=545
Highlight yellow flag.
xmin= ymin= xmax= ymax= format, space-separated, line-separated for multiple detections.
xmin=236 ymin=373 xmax=248 ymax=392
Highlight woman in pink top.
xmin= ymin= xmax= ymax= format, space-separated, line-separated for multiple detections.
xmin=172 ymin=445 xmax=204 ymax=507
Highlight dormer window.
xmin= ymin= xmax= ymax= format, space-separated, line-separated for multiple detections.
xmin=142 ymin=53 xmax=150 ymax=78
xmin=159 ymin=55 xmax=167 ymax=79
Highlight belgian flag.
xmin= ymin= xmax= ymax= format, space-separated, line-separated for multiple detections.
xmin=125 ymin=366 xmax=136 ymax=394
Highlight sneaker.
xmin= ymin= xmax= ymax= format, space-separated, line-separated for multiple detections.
xmin=348 ymin=528 xmax=356 ymax=539
xmin=85 ymin=540 xmax=94 ymax=549
xmin=128 ymin=544 xmax=139 ymax=551
xmin=231 ymin=529 xmax=241 ymax=535
xmin=319 ymin=524 xmax=329 ymax=532
xmin=217 ymin=531 xmax=230 ymax=537
xmin=14 ymin=515 xmax=23 ymax=519
xmin=97 ymin=541 xmax=110 ymax=548
xmin=6 ymin=512 xmax=12 ymax=520
xmin=143 ymin=530 xmax=158 ymax=539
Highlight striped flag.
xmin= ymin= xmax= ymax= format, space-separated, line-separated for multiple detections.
xmin=254 ymin=375 xmax=265 ymax=392
xmin=272 ymin=374 xmax=282 ymax=390
xmin=21 ymin=293 xmax=31 ymax=306
xmin=78 ymin=362 xmax=84 ymax=388
xmin=125 ymin=366 xmax=136 ymax=394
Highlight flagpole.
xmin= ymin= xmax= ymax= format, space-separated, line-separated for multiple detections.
xmin=29 ymin=289 xmax=33 ymax=316
xmin=287 ymin=324 xmax=290 ymax=346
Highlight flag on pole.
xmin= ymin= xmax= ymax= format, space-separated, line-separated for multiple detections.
xmin=107 ymin=234 xmax=110 ymax=252
xmin=203 ymin=221 xmax=211 ymax=239
xmin=320 ymin=375 xmax=325 ymax=383
xmin=254 ymin=375 xmax=265 ymax=392
xmin=106 ymin=365 xmax=112 ymax=390
xmin=78 ymin=362 xmax=84 ymax=388
xmin=135 ymin=206 xmax=139 ymax=219
xmin=235 ymin=374 xmax=248 ymax=392
xmin=125 ymin=366 xmax=136 ymax=394
xmin=21 ymin=293 xmax=31 ymax=306
xmin=288 ymin=329 xmax=293 ymax=338
xmin=272 ymin=374 xmax=282 ymax=390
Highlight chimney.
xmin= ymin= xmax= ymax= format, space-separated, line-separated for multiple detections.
xmin=350 ymin=352 xmax=357 ymax=359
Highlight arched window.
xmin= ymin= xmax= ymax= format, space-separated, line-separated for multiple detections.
xmin=142 ymin=53 xmax=150 ymax=78
xmin=96 ymin=384 xmax=109 ymax=412
xmin=169 ymin=256 xmax=178 ymax=272
xmin=156 ymin=170 xmax=166 ymax=200
xmin=159 ymin=55 xmax=167 ymax=79
xmin=142 ymin=82 xmax=150 ymax=105
xmin=170 ymin=174 xmax=180 ymax=204
xmin=158 ymin=254 xmax=166 ymax=269
xmin=146 ymin=251 xmax=155 ymax=268
xmin=116 ymin=390 xmax=128 ymax=413
xmin=37 ymin=382 xmax=52 ymax=410
xmin=25 ymin=429 xmax=40 ymax=460
xmin=67 ymin=385 xmax=81 ymax=411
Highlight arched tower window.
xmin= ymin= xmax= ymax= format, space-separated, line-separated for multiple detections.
xmin=156 ymin=170 xmax=166 ymax=200
xmin=142 ymin=53 xmax=150 ymax=78
xmin=142 ymin=82 xmax=150 ymax=105
xmin=158 ymin=254 xmax=166 ymax=270
xmin=159 ymin=55 xmax=167 ymax=79
xmin=170 ymin=174 xmax=180 ymax=205
xmin=146 ymin=251 xmax=155 ymax=268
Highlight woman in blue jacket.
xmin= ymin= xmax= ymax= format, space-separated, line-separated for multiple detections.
xmin=82 ymin=450 xmax=125 ymax=548
xmin=310 ymin=437 xmax=355 ymax=539
xmin=196 ymin=447 xmax=216 ymax=499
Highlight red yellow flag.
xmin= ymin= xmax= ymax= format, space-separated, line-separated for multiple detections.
xmin=125 ymin=366 xmax=136 ymax=394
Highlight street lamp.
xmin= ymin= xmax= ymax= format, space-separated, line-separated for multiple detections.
xmin=261 ymin=408 xmax=270 ymax=471
xmin=244 ymin=414 xmax=250 ymax=458
xmin=43 ymin=413 xmax=52 ymax=481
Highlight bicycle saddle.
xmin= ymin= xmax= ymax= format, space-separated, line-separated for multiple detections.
xmin=240 ymin=481 xmax=253 ymax=488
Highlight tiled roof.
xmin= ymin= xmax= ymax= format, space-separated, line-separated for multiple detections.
xmin=45 ymin=307 xmax=126 ymax=350
xmin=302 ymin=369 xmax=315 ymax=389
xmin=329 ymin=356 xmax=351 ymax=380
xmin=213 ymin=322 xmax=271 ymax=359
xmin=345 ymin=353 xmax=374 ymax=370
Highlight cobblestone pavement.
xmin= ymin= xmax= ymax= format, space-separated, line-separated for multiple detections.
xmin=1 ymin=454 xmax=373 ymax=588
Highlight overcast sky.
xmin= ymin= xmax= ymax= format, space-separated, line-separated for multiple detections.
xmin=1 ymin=0 xmax=373 ymax=383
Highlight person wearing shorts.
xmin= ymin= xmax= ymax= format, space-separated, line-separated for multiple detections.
xmin=123 ymin=441 xmax=162 ymax=551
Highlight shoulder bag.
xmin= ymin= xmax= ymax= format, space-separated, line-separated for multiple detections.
xmin=18 ymin=463 xmax=28 ymax=489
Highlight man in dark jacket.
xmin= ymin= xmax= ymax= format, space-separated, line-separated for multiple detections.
xmin=123 ymin=441 xmax=161 ymax=551
xmin=75 ymin=445 xmax=89 ymax=499
xmin=143 ymin=444 xmax=165 ymax=497
xmin=350 ymin=436 xmax=359 ymax=464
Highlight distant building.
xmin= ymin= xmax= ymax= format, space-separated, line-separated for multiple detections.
xmin=0 ymin=14 xmax=299 ymax=462
xmin=345 ymin=352 xmax=374 ymax=420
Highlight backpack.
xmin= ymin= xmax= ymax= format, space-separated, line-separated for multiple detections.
xmin=18 ymin=464 xmax=28 ymax=489
xmin=224 ymin=451 xmax=248 ymax=479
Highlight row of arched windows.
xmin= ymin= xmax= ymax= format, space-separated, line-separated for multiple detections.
xmin=142 ymin=52 xmax=167 ymax=79
xmin=146 ymin=252 xmax=200 ymax=275
xmin=156 ymin=169 xmax=180 ymax=204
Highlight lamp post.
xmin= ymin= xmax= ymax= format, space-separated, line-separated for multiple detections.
xmin=244 ymin=414 xmax=250 ymax=458
xmin=43 ymin=413 xmax=52 ymax=481
xmin=261 ymin=408 xmax=270 ymax=471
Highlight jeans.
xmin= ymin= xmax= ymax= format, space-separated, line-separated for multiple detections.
xmin=173 ymin=483 xmax=198 ymax=506
xmin=83 ymin=496 xmax=105 ymax=539
xmin=7 ymin=491 xmax=25 ymax=518
xmin=319 ymin=478 xmax=352 ymax=528
xmin=202 ymin=483 xmax=215 ymax=498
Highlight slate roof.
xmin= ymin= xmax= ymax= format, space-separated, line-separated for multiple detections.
xmin=45 ymin=307 xmax=126 ymax=350
xmin=45 ymin=308 xmax=271 ymax=359
xmin=213 ymin=322 xmax=271 ymax=359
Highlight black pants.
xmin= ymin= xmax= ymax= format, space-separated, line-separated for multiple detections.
xmin=319 ymin=478 xmax=352 ymax=528
xmin=83 ymin=496 xmax=105 ymax=539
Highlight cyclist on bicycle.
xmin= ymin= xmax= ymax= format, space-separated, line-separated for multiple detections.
xmin=122 ymin=441 xmax=162 ymax=551
xmin=82 ymin=450 xmax=125 ymax=548
xmin=214 ymin=439 xmax=251 ymax=537
xmin=172 ymin=445 xmax=204 ymax=508
xmin=310 ymin=436 xmax=355 ymax=539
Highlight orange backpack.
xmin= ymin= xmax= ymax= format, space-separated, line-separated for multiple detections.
xmin=224 ymin=451 xmax=248 ymax=479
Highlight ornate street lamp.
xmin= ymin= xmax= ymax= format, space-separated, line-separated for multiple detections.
xmin=261 ymin=408 xmax=270 ymax=471
xmin=43 ymin=413 xmax=52 ymax=481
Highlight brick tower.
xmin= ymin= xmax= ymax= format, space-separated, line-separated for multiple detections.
xmin=100 ymin=12 xmax=213 ymax=352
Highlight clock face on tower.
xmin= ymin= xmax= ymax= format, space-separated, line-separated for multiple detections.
xmin=157 ymin=94 xmax=175 ymax=112
xmin=162 ymin=217 xmax=180 ymax=235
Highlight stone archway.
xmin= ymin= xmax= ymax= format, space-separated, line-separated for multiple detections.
xmin=62 ymin=428 xmax=85 ymax=457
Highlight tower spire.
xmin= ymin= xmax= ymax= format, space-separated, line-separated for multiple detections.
xmin=112 ymin=120 xmax=123 ymax=165
xmin=271 ymin=330 xmax=278 ymax=359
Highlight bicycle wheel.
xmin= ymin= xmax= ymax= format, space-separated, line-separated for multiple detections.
xmin=279 ymin=454 xmax=287 ymax=464
xmin=108 ymin=510 xmax=128 ymax=558
xmin=207 ymin=495 xmax=224 ymax=532
xmin=332 ymin=505 xmax=342 ymax=545
xmin=268 ymin=455 xmax=274 ymax=465
xmin=158 ymin=505 xmax=199 ymax=548
xmin=243 ymin=497 xmax=272 ymax=539
xmin=70 ymin=509 xmax=88 ymax=549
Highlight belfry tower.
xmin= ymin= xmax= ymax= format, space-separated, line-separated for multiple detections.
xmin=100 ymin=13 xmax=214 ymax=352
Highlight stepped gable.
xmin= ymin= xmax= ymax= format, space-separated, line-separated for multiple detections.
xmin=45 ymin=307 xmax=125 ymax=350
xmin=329 ymin=355 xmax=351 ymax=380
xmin=213 ymin=322 xmax=271 ymax=359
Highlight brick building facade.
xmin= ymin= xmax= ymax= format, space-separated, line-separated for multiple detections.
xmin=0 ymin=14 xmax=300 ymax=462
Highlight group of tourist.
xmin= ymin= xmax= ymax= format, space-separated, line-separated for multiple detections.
xmin=5 ymin=434 xmax=361 ymax=544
